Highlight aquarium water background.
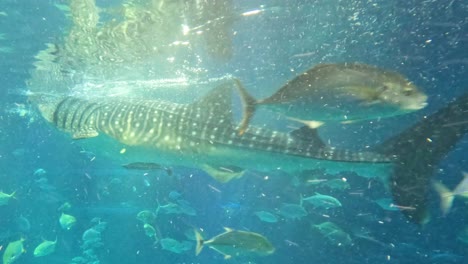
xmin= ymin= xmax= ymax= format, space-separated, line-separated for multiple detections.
xmin=0 ymin=0 xmax=467 ymax=263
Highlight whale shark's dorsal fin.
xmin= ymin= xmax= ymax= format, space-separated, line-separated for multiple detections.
xmin=190 ymin=82 xmax=234 ymax=125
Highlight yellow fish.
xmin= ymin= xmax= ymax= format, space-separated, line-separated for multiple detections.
xmin=59 ymin=212 xmax=76 ymax=230
xmin=33 ymin=238 xmax=57 ymax=257
xmin=0 ymin=190 xmax=16 ymax=206
xmin=2 ymin=238 xmax=25 ymax=264
xmin=195 ymin=227 xmax=274 ymax=259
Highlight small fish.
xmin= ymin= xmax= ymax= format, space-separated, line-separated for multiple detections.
xmin=156 ymin=200 xmax=197 ymax=216
xmin=306 ymin=178 xmax=328 ymax=185
xmin=195 ymin=227 xmax=274 ymax=259
xmin=59 ymin=212 xmax=76 ymax=230
xmin=143 ymin=223 xmax=158 ymax=242
xmin=33 ymin=238 xmax=57 ymax=257
xmin=0 ymin=190 xmax=16 ymax=206
xmin=302 ymin=193 xmax=342 ymax=209
xmin=82 ymin=228 xmax=101 ymax=242
xmin=433 ymin=172 xmax=468 ymax=215
xmin=278 ymin=203 xmax=308 ymax=219
xmin=122 ymin=162 xmax=172 ymax=175
xmin=254 ymin=211 xmax=278 ymax=223
xmin=235 ymin=63 xmax=427 ymax=133
xmin=2 ymin=238 xmax=25 ymax=264
xmin=168 ymin=191 xmax=182 ymax=201
xmin=313 ymin=222 xmax=352 ymax=246
xmin=136 ymin=210 xmax=156 ymax=224
xmin=33 ymin=168 xmax=47 ymax=177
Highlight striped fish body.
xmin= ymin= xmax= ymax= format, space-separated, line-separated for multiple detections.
xmin=36 ymin=85 xmax=392 ymax=179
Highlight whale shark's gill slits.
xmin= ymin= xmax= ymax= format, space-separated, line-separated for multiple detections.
xmin=81 ymin=102 xmax=101 ymax=129
xmin=77 ymin=102 xmax=99 ymax=129
xmin=55 ymin=98 xmax=82 ymax=130
xmin=70 ymin=100 xmax=93 ymax=131
xmin=52 ymin=97 xmax=69 ymax=127
xmin=52 ymin=97 xmax=69 ymax=128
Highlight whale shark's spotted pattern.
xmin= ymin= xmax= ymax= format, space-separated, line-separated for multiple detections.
xmin=48 ymin=84 xmax=390 ymax=164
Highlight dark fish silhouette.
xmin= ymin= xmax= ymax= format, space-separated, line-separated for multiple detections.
xmin=122 ymin=162 xmax=172 ymax=175
xmin=377 ymin=92 xmax=468 ymax=224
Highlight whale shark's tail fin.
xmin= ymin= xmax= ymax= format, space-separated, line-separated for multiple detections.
xmin=375 ymin=93 xmax=468 ymax=224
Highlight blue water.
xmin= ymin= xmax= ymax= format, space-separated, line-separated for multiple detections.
xmin=1 ymin=0 xmax=467 ymax=263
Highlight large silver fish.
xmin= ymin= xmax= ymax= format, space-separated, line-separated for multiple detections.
xmin=35 ymin=83 xmax=391 ymax=183
xmin=236 ymin=63 xmax=428 ymax=134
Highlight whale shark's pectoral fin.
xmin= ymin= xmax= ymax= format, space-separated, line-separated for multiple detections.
xmin=72 ymin=129 xmax=99 ymax=139
xmin=200 ymin=164 xmax=246 ymax=183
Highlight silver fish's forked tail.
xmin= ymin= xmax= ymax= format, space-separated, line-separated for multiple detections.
xmin=233 ymin=78 xmax=257 ymax=135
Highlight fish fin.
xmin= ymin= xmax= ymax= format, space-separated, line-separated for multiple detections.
xmin=374 ymin=92 xmax=468 ymax=224
xmin=341 ymin=119 xmax=368 ymax=125
xmin=209 ymin=246 xmax=232 ymax=259
xmin=155 ymin=200 xmax=161 ymax=218
xmin=233 ymin=78 xmax=258 ymax=135
xmin=454 ymin=172 xmax=468 ymax=197
xmin=190 ymin=82 xmax=235 ymax=125
xmin=287 ymin=117 xmax=324 ymax=129
xmin=194 ymin=229 xmax=204 ymax=256
xmin=72 ymin=129 xmax=99 ymax=139
xmin=200 ymin=164 xmax=246 ymax=183
xmin=164 ymin=167 xmax=173 ymax=176
xmin=223 ymin=227 xmax=234 ymax=232
xmin=433 ymin=182 xmax=455 ymax=216
xmin=289 ymin=126 xmax=325 ymax=147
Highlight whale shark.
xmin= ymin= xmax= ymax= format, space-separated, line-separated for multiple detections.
xmin=34 ymin=83 xmax=392 ymax=183
xmin=33 ymin=83 xmax=468 ymax=224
